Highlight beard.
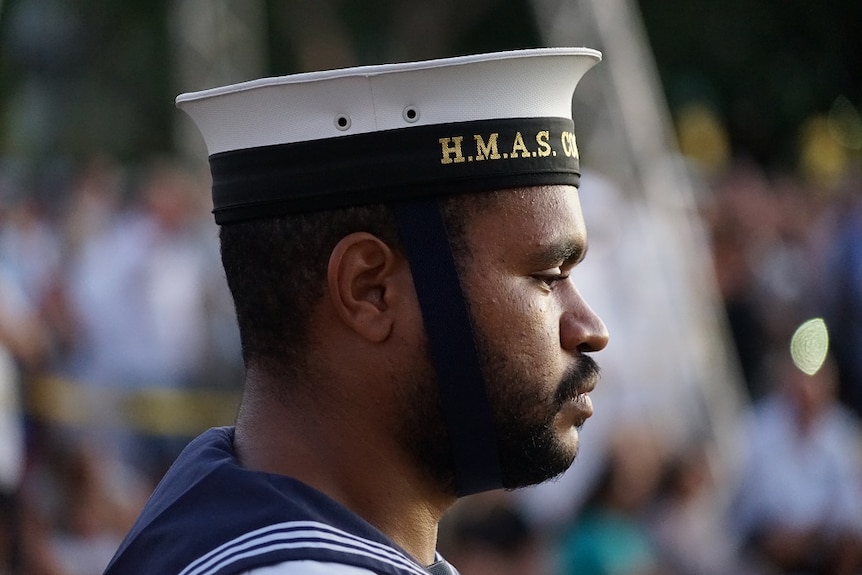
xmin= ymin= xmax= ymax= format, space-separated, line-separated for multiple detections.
xmin=399 ymin=329 xmax=601 ymax=495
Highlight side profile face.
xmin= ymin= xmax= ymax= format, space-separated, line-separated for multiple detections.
xmin=403 ymin=185 xmax=609 ymax=491
xmin=461 ymin=185 xmax=609 ymax=487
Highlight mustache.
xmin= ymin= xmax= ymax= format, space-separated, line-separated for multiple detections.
xmin=554 ymin=355 xmax=601 ymax=407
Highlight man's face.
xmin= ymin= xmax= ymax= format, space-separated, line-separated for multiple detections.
xmin=462 ymin=185 xmax=608 ymax=488
xmin=402 ymin=185 xmax=608 ymax=492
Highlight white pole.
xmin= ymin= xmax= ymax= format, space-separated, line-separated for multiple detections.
xmin=170 ymin=0 xmax=267 ymax=160
xmin=519 ymin=0 xmax=747 ymax=526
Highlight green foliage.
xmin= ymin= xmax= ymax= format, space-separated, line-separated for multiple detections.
xmin=0 ymin=0 xmax=858 ymax=174
xmin=637 ymin=0 xmax=862 ymax=168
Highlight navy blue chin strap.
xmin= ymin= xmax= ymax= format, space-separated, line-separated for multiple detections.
xmin=393 ymin=198 xmax=503 ymax=496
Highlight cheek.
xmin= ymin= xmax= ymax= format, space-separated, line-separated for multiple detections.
xmin=472 ymin=280 xmax=560 ymax=368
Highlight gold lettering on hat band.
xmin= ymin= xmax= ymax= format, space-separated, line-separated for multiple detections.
xmin=560 ymin=131 xmax=579 ymax=159
xmin=536 ymin=131 xmax=552 ymax=157
xmin=474 ymin=133 xmax=501 ymax=161
xmin=439 ymin=136 xmax=466 ymax=164
xmin=439 ymin=127 xmax=578 ymax=165
xmin=511 ymin=132 xmax=530 ymax=158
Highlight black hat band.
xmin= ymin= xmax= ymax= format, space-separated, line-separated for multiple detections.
xmin=209 ymin=117 xmax=580 ymax=224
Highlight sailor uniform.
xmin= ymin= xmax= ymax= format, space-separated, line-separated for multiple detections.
xmin=104 ymin=427 xmax=458 ymax=575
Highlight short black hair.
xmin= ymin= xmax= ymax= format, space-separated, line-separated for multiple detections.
xmin=219 ymin=203 xmax=400 ymax=372
xmin=219 ymin=190 xmax=505 ymax=375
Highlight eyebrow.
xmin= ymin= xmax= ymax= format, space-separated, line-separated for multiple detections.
xmin=528 ymin=237 xmax=588 ymax=269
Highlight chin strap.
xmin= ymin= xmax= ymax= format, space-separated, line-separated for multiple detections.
xmin=393 ymin=199 xmax=502 ymax=496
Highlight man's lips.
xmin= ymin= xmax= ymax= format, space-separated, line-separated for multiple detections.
xmin=555 ymin=355 xmax=601 ymax=408
xmin=578 ymin=376 xmax=597 ymax=396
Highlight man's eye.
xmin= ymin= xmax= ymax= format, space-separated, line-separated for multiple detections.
xmin=535 ymin=272 xmax=569 ymax=288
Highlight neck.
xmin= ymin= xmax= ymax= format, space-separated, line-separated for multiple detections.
xmin=233 ymin=373 xmax=454 ymax=565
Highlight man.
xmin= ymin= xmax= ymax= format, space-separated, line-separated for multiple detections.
xmin=105 ymin=47 xmax=608 ymax=575
xmin=733 ymin=353 xmax=862 ymax=574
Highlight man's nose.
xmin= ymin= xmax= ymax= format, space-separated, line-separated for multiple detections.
xmin=560 ymin=293 xmax=609 ymax=353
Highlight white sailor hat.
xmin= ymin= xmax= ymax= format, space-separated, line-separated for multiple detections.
xmin=176 ymin=47 xmax=601 ymax=224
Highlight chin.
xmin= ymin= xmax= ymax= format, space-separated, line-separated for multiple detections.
xmin=554 ymin=413 xmax=585 ymax=453
xmin=495 ymin=395 xmax=588 ymax=489
xmin=555 ymin=436 xmax=580 ymax=471
xmin=499 ymin=439 xmax=579 ymax=490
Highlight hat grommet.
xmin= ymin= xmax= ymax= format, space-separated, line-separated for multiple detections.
xmin=334 ymin=113 xmax=351 ymax=131
xmin=402 ymin=106 xmax=420 ymax=123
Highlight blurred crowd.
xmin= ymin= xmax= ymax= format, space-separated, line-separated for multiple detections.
xmin=0 ymin=143 xmax=861 ymax=574
xmin=0 ymin=156 xmax=242 ymax=574
xmin=437 ymin=153 xmax=862 ymax=575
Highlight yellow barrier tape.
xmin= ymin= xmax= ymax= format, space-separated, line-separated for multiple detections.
xmin=27 ymin=375 xmax=241 ymax=437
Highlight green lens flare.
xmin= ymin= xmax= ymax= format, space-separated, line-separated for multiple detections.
xmin=790 ymin=318 xmax=829 ymax=375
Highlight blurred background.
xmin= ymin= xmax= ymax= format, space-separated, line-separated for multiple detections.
xmin=1 ymin=1 xmax=861 ymax=573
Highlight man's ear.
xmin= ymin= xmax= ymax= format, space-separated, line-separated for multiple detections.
xmin=327 ymin=232 xmax=406 ymax=343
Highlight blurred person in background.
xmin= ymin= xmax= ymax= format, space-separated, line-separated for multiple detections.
xmin=821 ymin=176 xmax=862 ymax=420
xmin=61 ymin=159 xmax=220 ymax=394
xmin=18 ymin=440 xmax=152 ymax=575
xmin=0 ymin=184 xmax=63 ymax=327
xmin=438 ymin=494 xmax=549 ymax=575
xmin=706 ymin=162 xmax=824 ymax=401
xmin=646 ymin=439 xmax=765 ymax=575
xmin=52 ymin=158 xmax=239 ymax=483
xmin=0 ymin=173 xmax=55 ymax=373
xmin=36 ymin=157 xmax=127 ymax=363
xmin=0 ymin=327 xmax=24 ymax=575
xmin=556 ymin=426 xmax=670 ymax=575
xmin=732 ymin=351 xmax=862 ymax=574
xmin=704 ymin=162 xmax=775 ymax=398
xmin=0 ymin=169 xmax=57 ymax=574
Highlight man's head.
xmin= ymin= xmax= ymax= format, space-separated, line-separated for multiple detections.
xmin=178 ymin=48 xmax=608 ymax=495
xmin=218 ymin=184 xmax=606 ymax=493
